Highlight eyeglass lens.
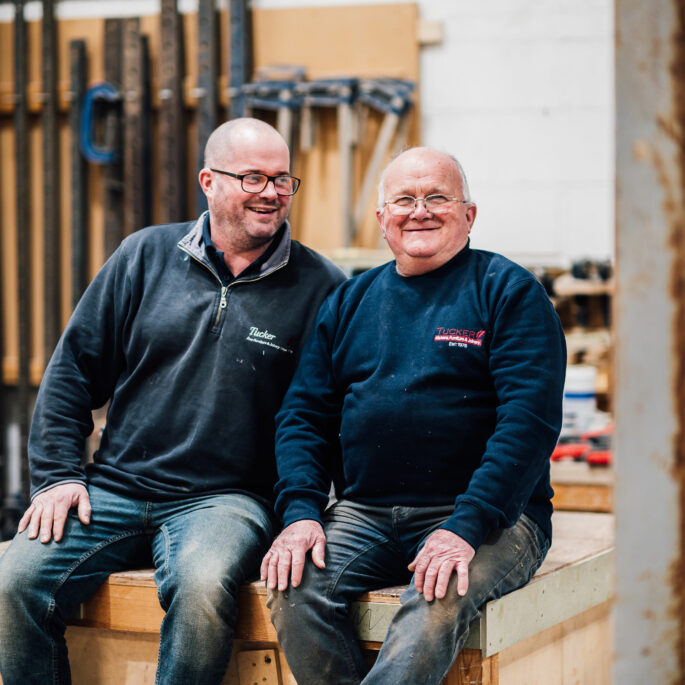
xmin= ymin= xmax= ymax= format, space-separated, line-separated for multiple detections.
xmin=389 ymin=195 xmax=454 ymax=215
xmin=242 ymin=173 xmax=298 ymax=195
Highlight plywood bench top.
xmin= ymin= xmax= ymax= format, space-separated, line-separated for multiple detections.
xmin=0 ymin=510 xmax=614 ymax=657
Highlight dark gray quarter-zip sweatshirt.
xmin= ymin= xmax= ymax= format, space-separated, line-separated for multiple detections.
xmin=28 ymin=213 xmax=346 ymax=505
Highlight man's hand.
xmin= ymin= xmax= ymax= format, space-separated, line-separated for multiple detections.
xmin=260 ymin=520 xmax=326 ymax=591
xmin=408 ymin=529 xmax=475 ymax=601
xmin=17 ymin=483 xmax=91 ymax=543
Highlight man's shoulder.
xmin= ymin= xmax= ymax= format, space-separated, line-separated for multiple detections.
xmin=467 ymin=248 xmax=538 ymax=286
xmin=322 ymin=261 xmax=393 ymax=311
xmin=288 ymin=240 xmax=347 ymax=285
xmin=120 ymin=221 xmax=195 ymax=251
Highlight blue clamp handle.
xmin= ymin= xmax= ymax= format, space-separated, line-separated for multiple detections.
xmin=79 ymin=82 xmax=120 ymax=164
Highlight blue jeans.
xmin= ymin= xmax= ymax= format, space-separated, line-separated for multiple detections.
xmin=268 ymin=501 xmax=549 ymax=685
xmin=0 ymin=484 xmax=274 ymax=685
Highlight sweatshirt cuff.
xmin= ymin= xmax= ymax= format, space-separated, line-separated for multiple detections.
xmin=281 ymin=498 xmax=325 ymax=529
xmin=31 ymin=479 xmax=88 ymax=501
xmin=439 ymin=500 xmax=494 ymax=551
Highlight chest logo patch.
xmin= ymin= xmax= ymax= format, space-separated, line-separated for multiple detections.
xmin=246 ymin=326 xmax=294 ymax=354
xmin=434 ymin=327 xmax=485 ymax=348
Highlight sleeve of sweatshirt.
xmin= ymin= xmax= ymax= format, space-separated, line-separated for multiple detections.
xmin=440 ymin=275 xmax=567 ymax=550
xmin=28 ymin=244 xmax=133 ymax=499
xmin=273 ymin=294 xmax=343 ymax=528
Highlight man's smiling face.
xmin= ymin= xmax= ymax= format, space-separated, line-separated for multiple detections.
xmin=204 ymin=128 xmax=292 ymax=254
xmin=376 ymin=148 xmax=477 ymax=277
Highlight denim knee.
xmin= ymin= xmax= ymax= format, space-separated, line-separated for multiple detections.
xmin=0 ymin=559 xmax=24 ymax=631
xmin=0 ymin=539 xmax=48 ymax=621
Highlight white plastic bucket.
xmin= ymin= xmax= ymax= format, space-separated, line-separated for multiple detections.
xmin=562 ymin=365 xmax=597 ymax=436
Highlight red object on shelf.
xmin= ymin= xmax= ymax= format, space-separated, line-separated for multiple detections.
xmin=586 ymin=450 xmax=613 ymax=467
xmin=551 ymin=443 xmax=591 ymax=461
xmin=552 ymin=422 xmax=614 ymax=464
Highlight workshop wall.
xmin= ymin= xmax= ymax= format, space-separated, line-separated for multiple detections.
xmin=255 ymin=0 xmax=615 ymax=267
xmin=0 ymin=1 xmax=420 ymax=384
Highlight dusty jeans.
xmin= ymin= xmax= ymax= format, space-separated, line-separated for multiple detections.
xmin=268 ymin=500 xmax=549 ymax=685
xmin=0 ymin=484 xmax=274 ymax=685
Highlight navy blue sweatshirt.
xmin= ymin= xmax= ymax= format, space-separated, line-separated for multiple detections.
xmin=273 ymin=244 xmax=566 ymax=550
xmin=28 ymin=214 xmax=346 ymax=505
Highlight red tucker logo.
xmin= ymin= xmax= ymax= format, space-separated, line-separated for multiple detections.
xmin=434 ymin=327 xmax=486 ymax=347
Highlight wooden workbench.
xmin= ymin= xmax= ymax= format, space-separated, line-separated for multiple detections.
xmin=551 ymin=460 xmax=614 ymax=512
xmin=0 ymin=511 xmax=613 ymax=685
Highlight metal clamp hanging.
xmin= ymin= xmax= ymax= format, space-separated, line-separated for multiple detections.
xmin=79 ymin=82 xmax=121 ymax=165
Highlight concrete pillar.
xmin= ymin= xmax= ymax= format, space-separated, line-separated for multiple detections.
xmin=614 ymin=1 xmax=685 ymax=682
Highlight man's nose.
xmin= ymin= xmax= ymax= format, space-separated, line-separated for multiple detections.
xmin=259 ymin=180 xmax=279 ymax=199
xmin=411 ymin=198 xmax=431 ymax=218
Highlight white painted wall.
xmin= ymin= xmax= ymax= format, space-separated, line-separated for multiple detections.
xmin=417 ymin=0 xmax=614 ymax=265
xmin=3 ymin=0 xmax=614 ymax=266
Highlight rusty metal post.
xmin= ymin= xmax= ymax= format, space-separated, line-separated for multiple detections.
xmin=614 ymin=1 xmax=685 ymax=682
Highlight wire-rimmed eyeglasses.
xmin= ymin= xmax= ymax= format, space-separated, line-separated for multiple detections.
xmin=383 ymin=194 xmax=469 ymax=216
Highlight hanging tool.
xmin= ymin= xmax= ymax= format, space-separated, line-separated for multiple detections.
xmin=70 ymin=39 xmax=89 ymax=308
xmin=103 ymin=18 xmax=125 ymax=259
xmin=228 ymin=0 xmax=251 ymax=119
xmin=195 ymin=0 xmax=218 ymax=215
xmin=353 ymin=78 xmax=414 ymax=244
xmin=79 ymin=83 xmax=120 ymax=164
xmin=122 ymin=18 xmax=152 ymax=235
xmin=295 ymin=78 xmax=358 ymax=246
xmin=41 ymin=0 xmax=61 ymax=363
xmin=241 ymin=70 xmax=305 ymax=154
xmin=13 ymin=0 xmax=31 ymax=510
xmin=159 ymin=0 xmax=187 ymax=222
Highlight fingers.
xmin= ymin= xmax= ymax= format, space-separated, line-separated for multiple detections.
xmin=278 ymin=549 xmax=294 ymax=591
xmin=419 ymin=558 xmax=452 ymax=602
xmin=455 ymin=558 xmax=470 ymax=597
xmin=259 ymin=552 xmax=271 ymax=582
xmin=27 ymin=500 xmax=44 ymax=540
xmin=265 ymin=550 xmax=280 ymax=590
xmin=409 ymin=531 xmax=474 ymax=601
xmin=17 ymin=503 xmax=35 ymax=534
xmin=408 ymin=551 xmax=428 ymax=594
xmin=261 ymin=521 xmax=327 ymax=591
xmin=311 ymin=536 xmax=326 ymax=569
xmin=289 ymin=545 xmax=306 ymax=588
xmin=39 ymin=498 xmax=56 ymax=543
xmin=77 ymin=491 xmax=92 ymax=526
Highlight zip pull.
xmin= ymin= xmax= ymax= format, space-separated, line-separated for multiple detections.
xmin=214 ymin=285 xmax=228 ymax=327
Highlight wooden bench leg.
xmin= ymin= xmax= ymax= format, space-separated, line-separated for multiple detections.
xmin=443 ymin=649 xmax=499 ymax=685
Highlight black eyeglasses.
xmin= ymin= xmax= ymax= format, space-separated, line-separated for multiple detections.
xmin=209 ymin=168 xmax=301 ymax=196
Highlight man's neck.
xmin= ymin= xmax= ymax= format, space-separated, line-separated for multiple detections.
xmin=222 ymin=243 xmax=272 ymax=277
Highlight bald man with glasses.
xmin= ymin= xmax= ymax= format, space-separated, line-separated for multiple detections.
xmin=0 ymin=118 xmax=345 ymax=685
xmin=262 ymin=147 xmax=566 ymax=684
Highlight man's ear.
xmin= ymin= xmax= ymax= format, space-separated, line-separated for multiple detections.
xmin=376 ymin=209 xmax=387 ymax=238
xmin=465 ymin=203 xmax=477 ymax=231
xmin=198 ymin=168 xmax=213 ymax=197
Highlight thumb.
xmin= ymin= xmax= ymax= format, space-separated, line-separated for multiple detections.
xmin=311 ymin=535 xmax=326 ymax=569
xmin=77 ymin=491 xmax=92 ymax=525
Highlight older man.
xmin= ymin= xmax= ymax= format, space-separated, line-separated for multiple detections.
xmin=262 ymin=147 xmax=566 ymax=684
xmin=0 ymin=118 xmax=345 ymax=685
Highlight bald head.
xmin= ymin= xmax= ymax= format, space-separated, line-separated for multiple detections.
xmin=377 ymin=147 xmax=471 ymax=208
xmin=204 ymin=118 xmax=289 ymax=169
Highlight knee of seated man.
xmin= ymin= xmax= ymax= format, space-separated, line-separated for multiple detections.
xmin=167 ymin=556 xmax=241 ymax=607
xmin=0 ymin=556 xmax=38 ymax=624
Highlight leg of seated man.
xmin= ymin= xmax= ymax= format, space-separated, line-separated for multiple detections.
xmin=0 ymin=484 xmax=153 ymax=685
xmin=361 ymin=514 xmax=550 ymax=685
xmin=268 ymin=501 xmax=411 ymax=685
xmin=151 ymin=493 xmax=275 ymax=685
